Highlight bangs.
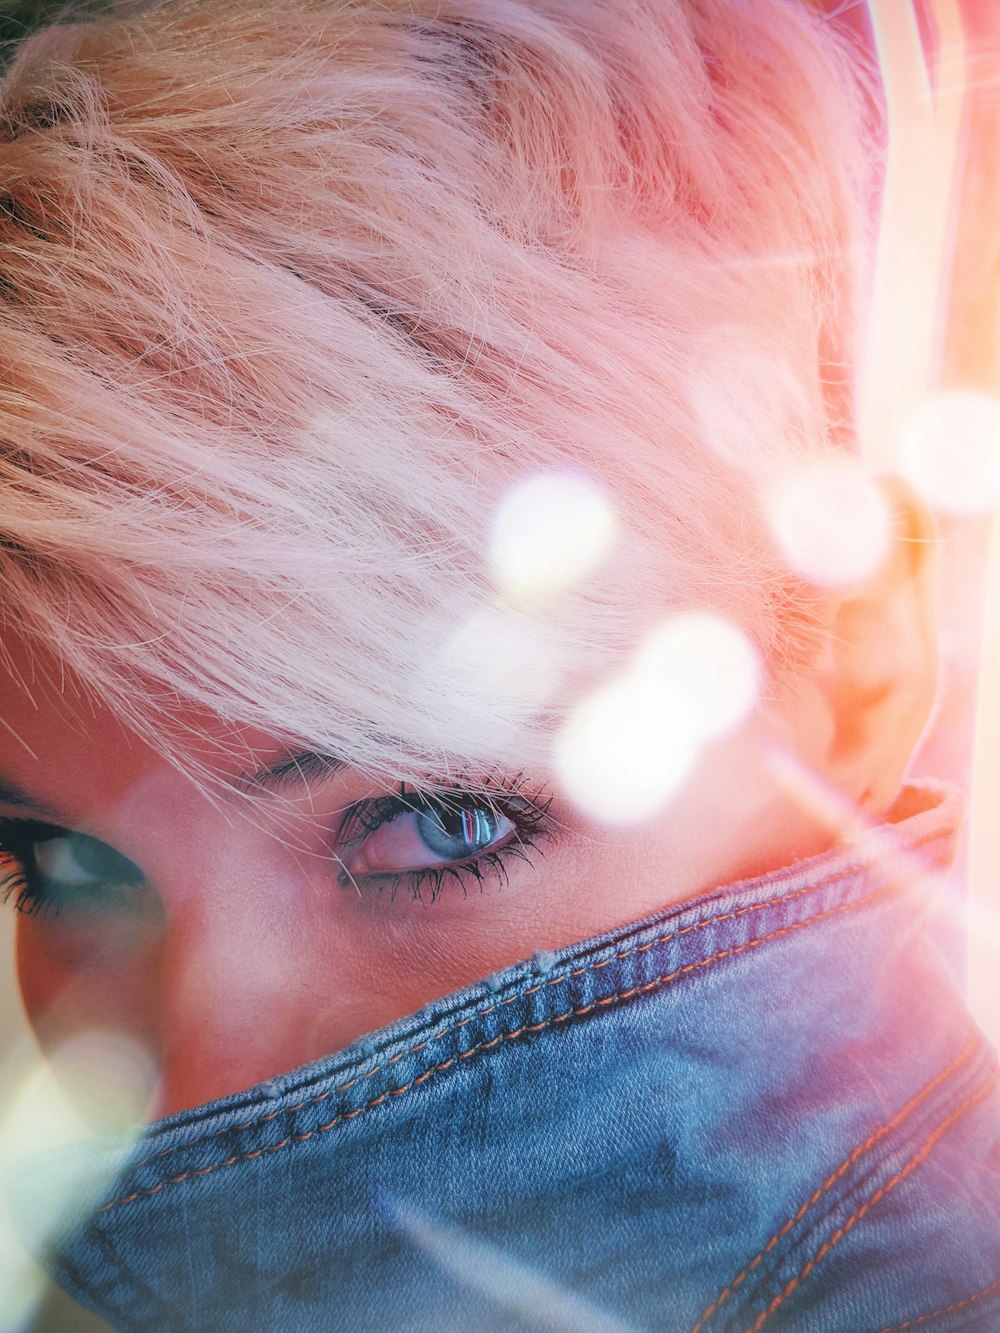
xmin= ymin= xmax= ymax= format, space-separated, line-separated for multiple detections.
xmin=0 ymin=0 xmax=872 ymax=787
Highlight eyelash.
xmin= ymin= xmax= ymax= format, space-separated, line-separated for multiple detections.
xmin=0 ymin=776 xmax=553 ymax=917
xmin=0 ymin=818 xmax=143 ymax=919
xmin=335 ymin=774 xmax=553 ymax=905
xmin=0 ymin=836 xmax=32 ymax=914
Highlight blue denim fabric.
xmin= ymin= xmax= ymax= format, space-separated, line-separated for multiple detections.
xmin=9 ymin=780 xmax=1000 ymax=1331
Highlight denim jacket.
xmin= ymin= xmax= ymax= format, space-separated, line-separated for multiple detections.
xmin=10 ymin=780 xmax=1000 ymax=1331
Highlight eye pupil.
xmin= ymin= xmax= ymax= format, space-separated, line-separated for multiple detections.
xmin=417 ymin=806 xmax=497 ymax=860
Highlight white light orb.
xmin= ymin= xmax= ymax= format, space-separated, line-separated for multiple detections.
xmin=634 ymin=613 xmax=759 ymax=740
xmin=767 ymin=460 xmax=891 ymax=587
xmin=554 ymin=674 xmax=701 ymax=823
xmin=490 ymin=470 xmax=617 ymax=599
xmin=424 ymin=604 xmax=564 ymax=753
xmin=440 ymin=606 xmax=562 ymax=709
xmin=0 ymin=1035 xmax=150 ymax=1275
xmin=49 ymin=1030 xmax=158 ymax=1132
xmin=898 ymin=390 xmax=1000 ymax=515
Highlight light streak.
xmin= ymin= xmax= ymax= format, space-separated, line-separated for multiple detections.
xmin=861 ymin=0 xmax=968 ymax=469
xmin=388 ymin=1195 xmax=640 ymax=1333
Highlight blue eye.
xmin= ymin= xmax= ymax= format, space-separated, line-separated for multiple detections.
xmin=0 ymin=820 xmax=145 ymax=918
xmin=415 ymin=806 xmax=505 ymax=860
xmin=34 ymin=831 xmax=134 ymax=889
xmin=343 ymin=800 xmax=515 ymax=880
xmin=337 ymin=781 xmax=552 ymax=903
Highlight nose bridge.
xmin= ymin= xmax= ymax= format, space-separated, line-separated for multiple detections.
xmin=151 ymin=846 xmax=318 ymax=1116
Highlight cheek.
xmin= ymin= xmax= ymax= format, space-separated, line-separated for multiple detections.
xmin=16 ymin=910 xmax=165 ymax=1056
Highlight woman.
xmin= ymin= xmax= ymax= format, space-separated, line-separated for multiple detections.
xmin=1 ymin=0 xmax=997 ymax=1328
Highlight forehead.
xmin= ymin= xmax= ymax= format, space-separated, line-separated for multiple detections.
xmin=0 ymin=639 xmax=128 ymax=817
xmin=0 ymin=635 xmax=283 ymax=826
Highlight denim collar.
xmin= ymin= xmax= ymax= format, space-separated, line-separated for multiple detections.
xmin=10 ymin=780 xmax=1000 ymax=1332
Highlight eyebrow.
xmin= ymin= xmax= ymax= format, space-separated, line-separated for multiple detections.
xmin=231 ymin=749 xmax=349 ymax=796
xmin=0 ymin=775 xmax=62 ymax=820
xmin=0 ymin=751 xmax=352 ymax=818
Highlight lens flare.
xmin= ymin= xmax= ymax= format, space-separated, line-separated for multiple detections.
xmin=388 ymin=1195 xmax=638 ymax=1333
xmin=767 ymin=461 xmax=891 ymax=587
xmin=555 ymin=614 xmax=758 ymax=823
xmin=966 ymin=898 xmax=1000 ymax=1054
xmin=0 ymin=1048 xmax=80 ymax=1333
xmin=47 ymin=1030 xmax=158 ymax=1133
xmin=763 ymin=744 xmax=952 ymax=903
xmin=634 ymin=614 xmax=759 ymax=740
xmin=0 ymin=1033 xmax=151 ymax=1328
xmin=555 ymin=674 xmax=700 ymax=823
xmin=491 ymin=471 xmax=617 ymax=600
xmin=898 ymin=390 xmax=1000 ymax=515
xmin=433 ymin=604 xmax=564 ymax=752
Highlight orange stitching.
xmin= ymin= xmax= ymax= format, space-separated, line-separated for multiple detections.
xmin=133 ymin=831 xmax=943 ymax=1171
xmin=101 ymin=875 xmax=921 ymax=1215
xmin=876 ymin=1274 xmax=1000 ymax=1331
xmin=744 ymin=1067 xmax=999 ymax=1333
xmin=692 ymin=1033 xmax=980 ymax=1332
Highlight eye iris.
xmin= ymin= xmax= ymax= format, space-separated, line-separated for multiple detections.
xmin=34 ymin=832 xmax=139 ymax=886
xmin=416 ymin=806 xmax=498 ymax=861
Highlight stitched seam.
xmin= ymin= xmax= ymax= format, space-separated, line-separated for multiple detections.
xmin=133 ymin=828 xmax=943 ymax=1170
xmin=692 ymin=1033 xmax=981 ymax=1333
xmin=744 ymin=1066 xmax=1000 ymax=1333
xmin=103 ymin=875 xmax=914 ymax=1215
xmin=876 ymin=1275 xmax=1000 ymax=1331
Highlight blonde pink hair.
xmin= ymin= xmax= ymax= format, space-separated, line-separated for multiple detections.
xmin=0 ymin=0 xmax=876 ymax=788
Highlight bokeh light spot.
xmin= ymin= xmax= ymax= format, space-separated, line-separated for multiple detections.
xmin=634 ymin=614 xmax=759 ymax=740
xmin=555 ymin=675 xmax=701 ymax=823
xmin=898 ymin=390 xmax=1000 ymax=514
xmin=555 ymin=614 xmax=758 ymax=823
xmin=0 ymin=1032 xmax=152 ymax=1327
xmin=440 ymin=606 xmax=562 ymax=710
xmin=48 ymin=1030 xmax=158 ymax=1133
xmin=423 ymin=603 xmax=564 ymax=753
xmin=767 ymin=460 xmax=891 ymax=587
xmin=491 ymin=471 xmax=617 ymax=599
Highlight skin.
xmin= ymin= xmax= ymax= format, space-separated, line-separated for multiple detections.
xmin=0 ymin=483 xmax=936 ymax=1119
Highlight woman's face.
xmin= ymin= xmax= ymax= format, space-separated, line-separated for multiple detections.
xmin=0 ymin=631 xmax=854 ymax=1119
